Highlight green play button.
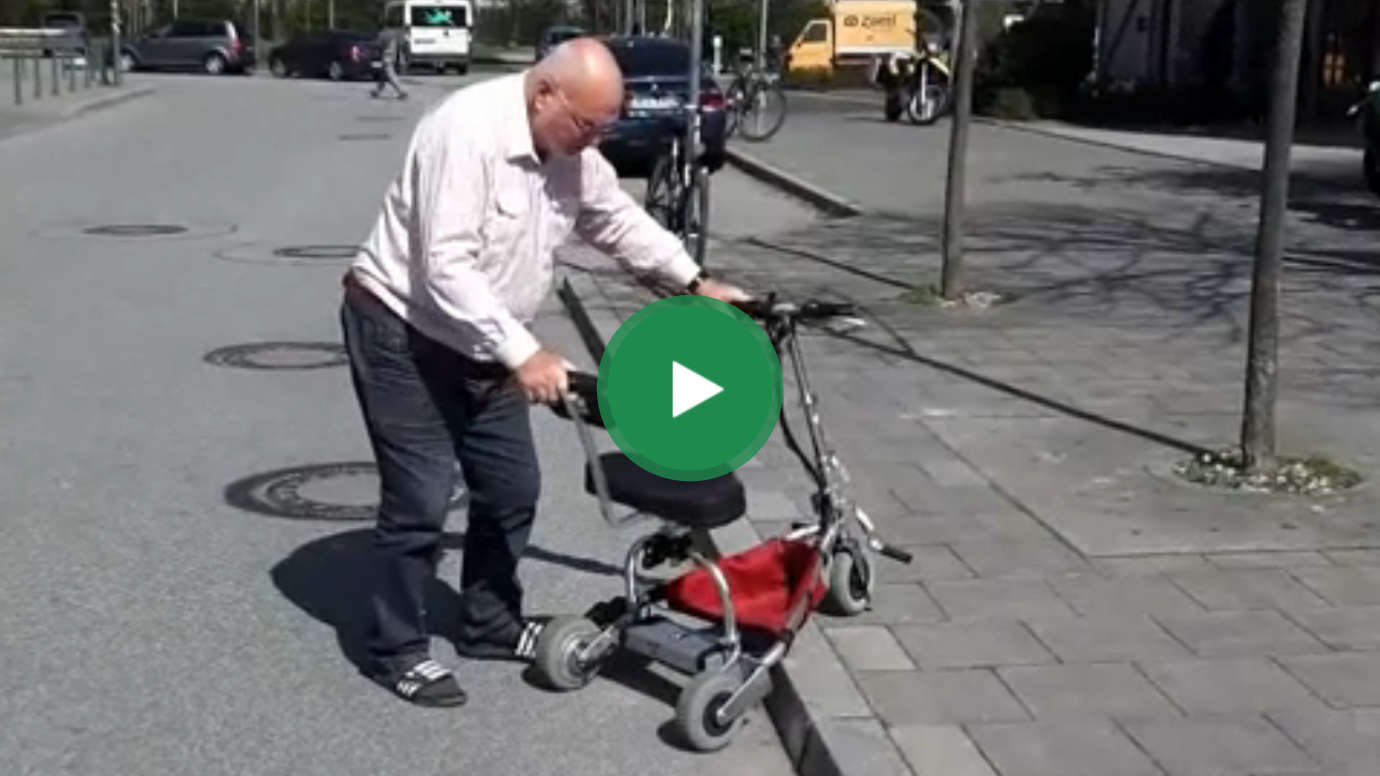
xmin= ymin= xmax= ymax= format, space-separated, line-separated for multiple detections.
xmin=597 ymin=296 xmax=783 ymax=481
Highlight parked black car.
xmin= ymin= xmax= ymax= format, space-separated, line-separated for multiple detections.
xmin=269 ymin=30 xmax=383 ymax=81
xmin=119 ymin=18 xmax=254 ymax=75
xmin=597 ymin=36 xmax=727 ymax=178
xmin=536 ymin=25 xmax=585 ymax=61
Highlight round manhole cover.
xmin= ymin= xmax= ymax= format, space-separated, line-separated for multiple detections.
xmin=204 ymin=342 xmax=348 ymax=370
xmin=225 ymin=462 xmax=467 ymax=521
xmin=338 ymin=133 xmax=392 ymax=141
xmin=83 ymin=224 xmax=189 ymax=237
xmin=31 ymin=221 xmax=237 ymax=241
xmin=272 ymin=245 xmax=359 ymax=260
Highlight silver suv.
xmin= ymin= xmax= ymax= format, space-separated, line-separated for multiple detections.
xmin=120 ymin=19 xmax=254 ymax=75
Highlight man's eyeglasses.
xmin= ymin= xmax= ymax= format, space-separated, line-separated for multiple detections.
xmin=556 ymin=88 xmax=613 ymax=138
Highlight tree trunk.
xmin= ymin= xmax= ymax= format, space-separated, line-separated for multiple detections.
xmin=940 ymin=0 xmax=978 ymax=299
xmin=1241 ymin=0 xmax=1308 ymax=472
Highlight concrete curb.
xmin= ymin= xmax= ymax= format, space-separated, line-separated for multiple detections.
xmin=0 ymin=84 xmax=154 ymax=141
xmin=977 ymin=117 xmax=1365 ymax=193
xmin=724 ymin=146 xmax=864 ymax=218
xmin=65 ymin=84 xmax=155 ymax=119
xmin=556 ymin=282 xmax=906 ymax=776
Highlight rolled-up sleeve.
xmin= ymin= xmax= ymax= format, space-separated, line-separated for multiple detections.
xmin=573 ymin=151 xmax=700 ymax=289
xmin=415 ymin=125 xmax=541 ymax=369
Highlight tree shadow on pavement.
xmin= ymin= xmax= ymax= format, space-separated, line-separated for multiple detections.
xmin=270 ymin=527 xmax=622 ymax=677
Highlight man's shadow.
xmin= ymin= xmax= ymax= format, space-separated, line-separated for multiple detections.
xmin=269 ymin=526 xmax=731 ymax=749
xmin=269 ymin=527 xmax=623 ymax=675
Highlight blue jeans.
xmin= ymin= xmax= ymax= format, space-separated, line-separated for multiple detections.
xmin=340 ymin=282 xmax=540 ymax=667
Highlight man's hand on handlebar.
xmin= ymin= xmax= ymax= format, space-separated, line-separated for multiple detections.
xmin=690 ymin=277 xmax=752 ymax=304
xmin=513 ymin=348 xmax=570 ymax=405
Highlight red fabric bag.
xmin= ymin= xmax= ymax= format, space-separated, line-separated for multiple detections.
xmin=662 ymin=538 xmax=827 ymax=636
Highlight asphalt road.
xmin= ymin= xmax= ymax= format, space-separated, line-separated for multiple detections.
xmin=0 ymin=70 xmax=811 ymax=776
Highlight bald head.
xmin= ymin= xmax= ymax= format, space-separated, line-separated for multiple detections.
xmin=525 ymin=38 xmax=625 ymax=158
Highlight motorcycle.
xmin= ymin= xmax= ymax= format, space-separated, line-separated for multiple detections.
xmin=1345 ymin=80 xmax=1380 ymax=197
xmin=871 ymin=45 xmax=953 ymax=126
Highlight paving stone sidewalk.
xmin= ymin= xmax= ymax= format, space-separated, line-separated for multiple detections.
xmin=561 ymin=123 xmax=1380 ymax=773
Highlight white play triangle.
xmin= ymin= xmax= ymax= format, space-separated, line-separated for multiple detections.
xmin=672 ymin=361 xmax=724 ymax=418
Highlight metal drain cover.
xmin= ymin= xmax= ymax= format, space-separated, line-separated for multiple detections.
xmin=337 ymin=133 xmax=392 ymax=141
xmin=83 ymin=224 xmax=189 ymax=236
xmin=224 ymin=462 xmax=467 ymax=521
xmin=272 ymin=245 xmax=358 ymax=260
xmin=204 ymin=342 xmax=347 ymax=370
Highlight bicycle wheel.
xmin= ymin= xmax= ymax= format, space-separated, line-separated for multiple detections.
xmin=685 ymin=165 xmax=710 ymax=266
xmin=724 ymin=77 xmax=746 ymax=139
xmin=906 ymin=62 xmax=953 ymax=126
xmin=644 ymin=147 xmax=681 ymax=231
xmin=737 ymin=81 xmax=787 ymax=142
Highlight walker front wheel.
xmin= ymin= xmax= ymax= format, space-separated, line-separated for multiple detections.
xmin=675 ymin=669 xmax=744 ymax=751
xmin=822 ymin=544 xmax=871 ymax=616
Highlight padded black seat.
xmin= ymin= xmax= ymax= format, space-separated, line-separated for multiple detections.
xmin=585 ymin=453 xmax=746 ymax=529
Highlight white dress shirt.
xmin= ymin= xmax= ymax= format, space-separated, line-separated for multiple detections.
xmin=350 ymin=72 xmax=701 ymax=369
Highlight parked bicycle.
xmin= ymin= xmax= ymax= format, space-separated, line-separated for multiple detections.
xmin=644 ymin=117 xmax=711 ymax=266
xmin=872 ymin=46 xmax=953 ymax=126
xmin=724 ymin=62 xmax=787 ymax=142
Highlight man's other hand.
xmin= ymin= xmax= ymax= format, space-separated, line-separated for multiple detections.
xmin=513 ymin=348 xmax=570 ymax=405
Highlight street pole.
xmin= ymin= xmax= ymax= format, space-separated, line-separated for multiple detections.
xmin=173 ymin=0 xmax=178 ymax=19
xmin=329 ymin=0 xmax=335 ymax=29
xmin=687 ymin=0 xmax=702 ymax=152
xmin=110 ymin=0 xmax=122 ymax=86
xmin=1241 ymin=0 xmax=1308 ymax=472
xmin=757 ymin=0 xmax=768 ymax=70
xmin=253 ymin=0 xmax=261 ymax=75
xmin=940 ymin=0 xmax=977 ymax=299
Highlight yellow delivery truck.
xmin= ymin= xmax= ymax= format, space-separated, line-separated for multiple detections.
xmin=786 ymin=0 xmax=919 ymax=76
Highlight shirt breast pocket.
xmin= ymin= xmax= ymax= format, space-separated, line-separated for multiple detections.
xmin=483 ymin=189 xmax=528 ymax=256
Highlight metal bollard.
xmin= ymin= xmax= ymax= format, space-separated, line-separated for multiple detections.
xmin=68 ymin=55 xmax=76 ymax=92
xmin=52 ymin=54 xmax=59 ymax=96
xmin=34 ymin=55 xmax=41 ymax=99
xmin=84 ymin=51 xmax=92 ymax=88
xmin=13 ymin=56 xmax=21 ymax=106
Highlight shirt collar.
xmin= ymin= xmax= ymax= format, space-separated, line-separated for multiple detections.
xmin=504 ymin=73 xmax=540 ymax=165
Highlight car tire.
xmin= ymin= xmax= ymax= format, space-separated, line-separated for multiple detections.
xmin=269 ymin=56 xmax=289 ymax=78
xmin=203 ymin=52 xmax=227 ymax=75
xmin=119 ymin=51 xmax=137 ymax=72
xmin=455 ymin=62 xmax=469 ymax=76
xmin=1365 ymin=148 xmax=1380 ymax=198
xmin=327 ymin=60 xmax=344 ymax=81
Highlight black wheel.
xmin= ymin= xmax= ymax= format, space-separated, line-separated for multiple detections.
xmin=885 ymin=91 xmax=903 ymax=122
xmin=269 ymin=56 xmax=289 ymax=78
xmin=327 ymin=60 xmax=345 ymax=81
xmin=675 ymin=669 xmax=744 ymax=752
xmin=644 ymin=149 xmax=680 ymax=231
xmin=203 ymin=52 xmax=227 ymax=75
xmin=821 ymin=544 xmax=871 ymax=616
xmin=1365 ymin=148 xmax=1380 ymax=197
xmin=738 ymin=81 xmax=787 ymax=141
xmin=533 ymin=616 xmax=603 ymax=691
xmin=118 ymin=51 xmax=137 ymax=72
xmin=906 ymin=62 xmax=953 ymax=125
xmin=454 ymin=62 xmax=469 ymax=75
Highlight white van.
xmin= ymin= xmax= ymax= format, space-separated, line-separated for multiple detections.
xmin=382 ymin=0 xmax=472 ymax=74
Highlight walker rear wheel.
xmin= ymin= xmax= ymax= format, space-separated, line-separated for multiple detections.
xmin=533 ymin=616 xmax=603 ymax=691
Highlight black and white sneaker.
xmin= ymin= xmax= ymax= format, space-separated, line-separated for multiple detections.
xmin=381 ymin=658 xmax=467 ymax=707
xmin=455 ymin=618 xmax=547 ymax=663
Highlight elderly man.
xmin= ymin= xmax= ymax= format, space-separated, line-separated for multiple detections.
xmin=340 ymin=38 xmax=748 ymax=707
